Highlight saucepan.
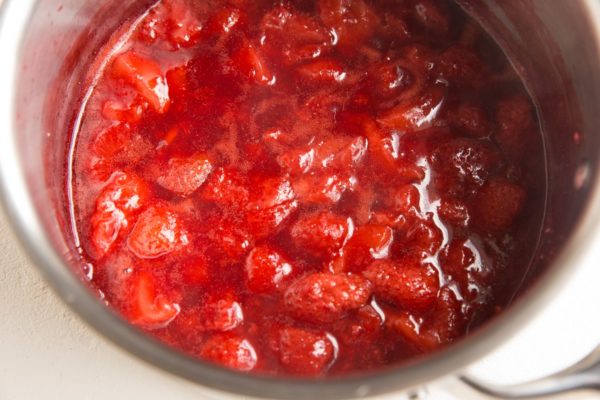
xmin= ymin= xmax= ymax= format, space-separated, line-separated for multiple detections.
xmin=0 ymin=0 xmax=599 ymax=398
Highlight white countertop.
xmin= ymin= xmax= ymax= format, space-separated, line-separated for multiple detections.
xmin=1 ymin=206 xmax=600 ymax=400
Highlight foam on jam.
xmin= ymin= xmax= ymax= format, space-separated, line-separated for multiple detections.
xmin=68 ymin=0 xmax=546 ymax=376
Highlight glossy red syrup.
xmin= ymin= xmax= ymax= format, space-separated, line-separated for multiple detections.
xmin=68 ymin=0 xmax=546 ymax=376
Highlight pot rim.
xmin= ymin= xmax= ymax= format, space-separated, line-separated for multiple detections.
xmin=1 ymin=1 xmax=599 ymax=399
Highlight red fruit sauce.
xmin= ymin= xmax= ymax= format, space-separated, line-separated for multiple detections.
xmin=67 ymin=0 xmax=546 ymax=376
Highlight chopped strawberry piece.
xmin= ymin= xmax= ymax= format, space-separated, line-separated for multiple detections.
xmin=234 ymin=43 xmax=275 ymax=85
xmin=405 ymin=219 xmax=444 ymax=255
xmin=96 ymin=171 xmax=149 ymax=214
xmin=438 ymin=198 xmax=470 ymax=226
xmin=384 ymin=308 xmax=439 ymax=352
xmin=90 ymin=172 xmax=149 ymax=258
xmin=449 ymin=102 xmax=491 ymax=138
xmin=127 ymin=206 xmax=189 ymax=259
xmin=292 ymin=173 xmax=356 ymax=205
xmin=205 ymin=220 xmax=253 ymax=263
xmin=102 ymin=96 xmax=148 ymax=123
xmin=378 ymin=84 xmax=447 ymax=131
xmin=332 ymin=304 xmax=383 ymax=348
xmin=319 ymin=0 xmax=379 ymax=48
xmin=206 ymin=7 xmax=242 ymax=36
xmin=200 ymin=167 xmax=249 ymax=210
xmin=246 ymin=201 xmax=298 ymax=239
xmin=433 ymin=137 xmax=502 ymax=187
xmin=245 ymin=245 xmax=294 ymax=293
xmin=344 ymin=224 xmax=394 ymax=272
xmin=297 ymin=59 xmax=347 ymax=83
xmin=363 ymin=259 xmax=439 ymax=311
xmin=363 ymin=119 xmax=426 ymax=182
xmin=165 ymin=65 xmax=189 ymax=100
xmin=261 ymin=5 xmax=334 ymax=64
xmin=199 ymin=295 xmax=244 ymax=332
xmin=166 ymin=0 xmax=204 ymax=48
xmin=89 ymin=125 xmax=153 ymax=179
xmin=290 ymin=211 xmax=353 ymax=258
xmin=278 ymin=136 xmax=368 ymax=176
xmin=387 ymin=184 xmax=421 ymax=217
xmin=494 ymin=95 xmax=535 ymax=158
xmin=278 ymin=327 xmax=335 ymax=375
xmin=277 ymin=147 xmax=317 ymax=175
xmin=475 ymin=179 xmax=526 ymax=232
xmin=157 ymin=154 xmax=213 ymax=196
xmin=200 ymin=334 xmax=257 ymax=371
xmin=245 ymin=175 xmax=298 ymax=238
xmin=496 ymin=95 xmax=534 ymax=134
xmin=91 ymin=209 xmax=126 ymax=260
xmin=128 ymin=271 xmax=180 ymax=329
xmin=317 ymin=136 xmax=369 ymax=170
xmin=371 ymin=59 xmax=423 ymax=101
xmin=111 ymin=51 xmax=170 ymax=113
xmin=284 ymin=273 xmax=372 ymax=323
xmin=430 ymin=285 xmax=467 ymax=342
xmin=436 ymin=45 xmax=487 ymax=88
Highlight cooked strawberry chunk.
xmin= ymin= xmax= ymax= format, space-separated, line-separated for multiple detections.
xmin=157 ymin=154 xmax=213 ymax=196
xmin=261 ymin=5 xmax=334 ymax=64
xmin=384 ymin=308 xmax=439 ymax=352
xmin=438 ymin=198 xmax=470 ymax=226
xmin=90 ymin=172 xmax=149 ymax=258
xmin=344 ymin=224 xmax=394 ymax=272
xmin=199 ymin=295 xmax=244 ymax=332
xmin=102 ymin=97 xmax=148 ymax=123
xmin=319 ymin=0 xmax=379 ymax=48
xmin=437 ymin=45 xmax=487 ymax=88
xmin=127 ymin=206 xmax=189 ymax=259
xmin=205 ymin=220 xmax=253 ymax=263
xmin=292 ymin=173 xmax=356 ymax=205
xmin=317 ymin=136 xmax=369 ymax=170
xmin=291 ymin=211 xmax=353 ymax=258
xmin=449 ymin=102 xmax=491 ymax=138
xmin=127 ymin=271 xmax=180 ymax=329
xmin=234 ymin=42 xmax=275 ymax=85
xmin=111 ymin=51 xmax=170 ymax=113
xmin=245 ymin=245 xmax=294 ymax=293
xmin=494 ymin=95 xmax=535 ymax=158
xmin=206 ymin=7 xmax=242 ymax=36
xmin=89 ymin=125 xmax=153 ymax=179
xmin=496 ymin=95 xmax=534 ymax=134
xmin=278 ymin=327 xmax=335 ymax=375
xmin=297 ymin=59 xmax=347 ymax=84
xmin=166 ymin=0 xmax=204 ymax=48
xmin=433 ymin=137 xmax=502 ymax=187
xmin=200 ymin=167 xmax=249 ymax=210
xmin=285 ymin=273 xmax=372 ymax=323
xmin=138 ymin=0 xmax=204 ymax=48
xmin=475 ymin=179 xmax=526 ymax=232
xmin=245 ymin=175 xmax=298 ymax=238
xmin=378 ymin=84 xmax=447 ymax=131
xmin=200 ymin=334 xmax=257 ymax=371
xmin=363 ymin=259 xmax=439 ymax=311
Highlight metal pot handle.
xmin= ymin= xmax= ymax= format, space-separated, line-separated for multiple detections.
xmin=458 ymin=344 xmax=600 ymax=398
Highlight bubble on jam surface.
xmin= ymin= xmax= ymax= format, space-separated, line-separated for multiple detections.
xmin=69 ymin=0 xmax=547 ymax=376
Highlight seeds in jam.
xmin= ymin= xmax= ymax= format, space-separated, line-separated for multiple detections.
xmin=69 ymin=0 xmax=546 ymax=376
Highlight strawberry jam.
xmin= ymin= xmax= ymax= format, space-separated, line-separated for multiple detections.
xmin=68 ymin=0 xmax=546 ymax=376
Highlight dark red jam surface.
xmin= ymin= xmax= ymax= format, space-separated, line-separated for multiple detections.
xmin=69 ymin=0 xmax=546 ymax=376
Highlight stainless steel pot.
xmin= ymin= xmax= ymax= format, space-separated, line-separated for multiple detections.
xmin=1 ymin=1 xmax=599 ymax=399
